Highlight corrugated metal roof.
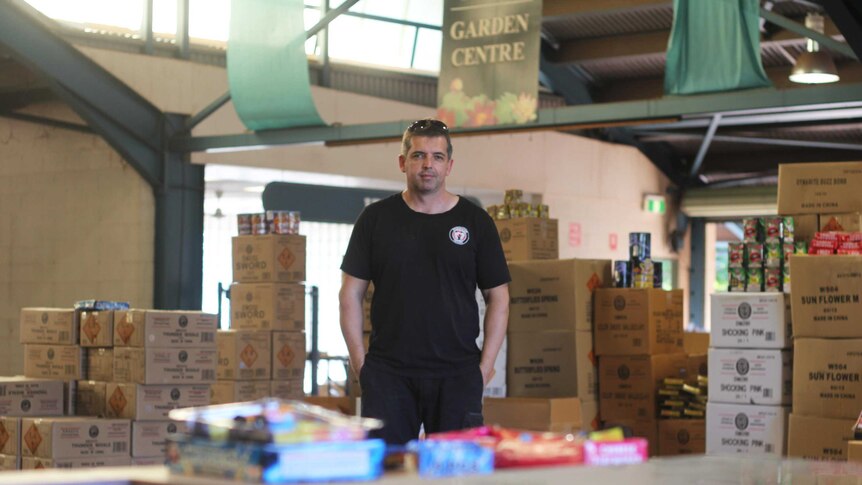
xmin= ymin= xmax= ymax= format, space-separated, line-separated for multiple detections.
xmin=544 ymin=4 xmax=673 ymax=41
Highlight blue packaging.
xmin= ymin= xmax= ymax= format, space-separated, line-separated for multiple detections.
xmin=74 ymin=300 xmax=130 ymax=311
xmin=409 ymin=440 xmax=494 ymax=478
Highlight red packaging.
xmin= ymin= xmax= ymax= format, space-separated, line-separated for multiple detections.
xmin=810 ymin=239 xmax=838 ymax=250
xmin=837 ymin=249 xmax=862 ymax=255
xmin=428 ymin=426 xmax=585 ymax=469
xmin=746 ymin=243 xmax=764 ymax=266
xmin=583 ymin=439 xmax=649 ymax=466
xmin=840 ymin=241 xmax=862 ymax=250
xmin=809 ymin=248 xmax=835 ymax=255
xmin=764 ymin=217 xmax=782 ymax=242
xmin=849 ymin=233 xmax=862 ymax=242
xmin=814 ymin=232 xmax=849 ymax=242
xmin=782 ymin=243 xmax=794 ymax=263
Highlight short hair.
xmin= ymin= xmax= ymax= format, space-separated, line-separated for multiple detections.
xmin=401 ymin=119 xmax=452 ymax=159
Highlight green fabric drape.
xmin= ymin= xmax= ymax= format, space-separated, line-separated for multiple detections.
xmin=664 ymin=0 xmax=771 ymax=95
xmin=227 ymin=0 xmax=325 ymax=130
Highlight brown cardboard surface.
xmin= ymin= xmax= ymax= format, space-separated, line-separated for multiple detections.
xmin=78 ymin=311 xmax=114 ymax=348
xmin=787 ymin=413 xmax=856 ymax=461
xmin=791 ymin=255 xmax=862 ymax=338
xmin=508 ymin=258 xmax=612 ymax=332
xmin=0 ymin=417 xmax=20 ymax=456
xmin=105 ymin=383 xmax=210 ymax=420
xmin=594 ymin=289 xmax=684 ymax=356
xmin=601 ymin=419 xmax=659 ymax=457
xmin=506 ymin=330 xmax=595 ymax=399
xmin=777 ymin=162 xmax=862 ymax=215
xmin=232 ymin=235 xmax=306 ymax=283
xmin=210 ymin=381 xmax=271 ymax=405
xmin=23 ymin=344 xmax=84 ymax=380
xmin=21 ymin=455 xmax=131 ymax=469
xmin=0 ymin=453 xmax=18 ymax=470
xmin=271 ymin=331 xmax=307 ymax=381
xmin=792 ymin=338 xmax=862 ymax=419
xmin=20 ymin=417 xmax=130 ymax=459
xmin=302 ymin=397 xmax=357 ymax=416
xmin=793 ymin=214 xmax=820 ymax=243
xmin=19 ymin=308 xmax=76 ymax=345
xmin=483 ymin=397 xmax=583 ymax=433
xmin=229 ymin=283 xmax=306 ymax=331
xmin=113 ymin=347 xmax=217 ymax=385
xmin=683 ymin=332 xmax=709 ymax=355
xmin=495 ymin=218 xmax=559 ymax=261
xmin=74 ymin=380 xmax=107 ymax=417
xmin=849 ymin=441 xmax=862 ymax=463
xmin=819 ymin=213 xmax=862 ymax=232
xmin=112 ymin=310 xmax=218 ymax=348
xmin=270 ymin=380 xmax=305 ymax=400
xmin=216 ymin=330 xmax=272 ymax=380
xmin=687 ymin=353 xmax=708 ymax=380
xmin=657 ymin=419 xmax=706 ymax=456
xmin=0 ymin=377 xmax=66 ymax=416
xmin=85 ymin=348 xmax=113 ymax=382
xmin=131 ymin=421 xmax=186 ymax=458
xmin=598 ymin=353 xmax=688 ymax=422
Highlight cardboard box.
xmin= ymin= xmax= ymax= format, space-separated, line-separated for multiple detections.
xmin=216 ymin=330 xmax=272 ymax=381
xmin=85 ymin=348 xmax=113 ymax=382
xmin=793 ymin=214 xmax=820 ymax=243
xmin=787 ymin=413 xmax=855 ymax=461
xmin=21 ymin=455 xmax=132 ymax=469
xmin=105 ymin=383 xmax=210 ymax=420
xmin=820 ymin=212 xmax=862 ymax=232
xmin=131 ymin=421 xmax=187 ymax=457
xmin=507 ymin=330 xmax=595 ymax=399
xmin=793 ymin=338 xmax=862 ymax=419
xmin=232 ymin=234 xmax=306 ymax=283
xmin=708 ymin=348 xmax=792 ymax=405
xmin=75 ymin=380 xmax=107 ymax=417
xmin=301 ymin=396 xmax=357 ymax=416
xmin=0 ymin=453 xmax=18 ymax=470
xmin=477 ymin=336 xmax=506 ymax=399
xmin=23 ymin=344 xmax=84 ymax=380
xmin=777 ymin=161 xmax=862 ymax=215
xmin=113 ymin=347 xmax=217 ymax=385
xmin=849 ymin=441 xmax=862 ymax=463
xmin=598 ymin=353 xmax=688 ymax=421
xmin=210 ymin=381 xmax=271 ymax=405
xmin=683 ymin=332 xmax=709 ymax=355
xmin=131 ymin=456 xmax=164 ymax=466
xmin=483 ymin=397 xmax=582 ymax=433
xmin=600 ymin=419 xmax=659 ymax=457
xmin=78 ymin=310 xmax=114 ymax=348
xmin=0 ymin=377 xmax=66 ymax=416
xmin=229 ymin=283 xmax=306 ymax=332
xmin=271 ymin=331 xmax=306 ymax=381
xmin=494 ymin=218 xmax=559 ymax=261
xmin=710 ymin=293 xmax=792 ymax=349
xmin=687 ymin=353 xmax=708 ymax=379
xmin=657 ymin=419 xmax=706 ymax=456
xmin=580 ymin=398 xmax=602 ymax=432
xmin=0 ymin=417 xmax=20 ymax=456
xmin=270 ymin=380 xmax=305 ymax=400
xmin=705 ymin=402 xmax=787 ymax=456
xmin=508 ymin=259 xmax=612 ymax=332
xmin=791 ymin=255 xmax=862 ymax=338
xmin=21 ymin=417 xmax=130 ymax=458
xmin=113 ymin=310 xmax=218 ymax=348
xmin=19 ymin=308 xmax=76 ymax=345
xmin=594 ymin=289 xmax=684 ymax=356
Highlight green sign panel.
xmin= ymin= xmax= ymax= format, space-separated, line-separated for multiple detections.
xmin=438 ymin=0 xmax=542 ymax=128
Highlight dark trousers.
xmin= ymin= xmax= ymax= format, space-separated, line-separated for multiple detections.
xmin=359 ymin=364 xmax=484 ymax=445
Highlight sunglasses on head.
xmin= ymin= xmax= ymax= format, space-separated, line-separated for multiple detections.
xmin=407 ymin=119 xmax=449 ymax=132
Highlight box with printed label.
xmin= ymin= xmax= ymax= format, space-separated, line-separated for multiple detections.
xmin=270 ymin=380 xmax=305 ymax=400
xmin=229 ymin=283 xmax=305 ymax=331
xmin=271 ymin=331 xmax=306 ymax=381
xmin=790 ymin=255 xmax=862 ymax=338
xmin=21 ymin=455 xmax=132 ymax=469
xmin=210 ymin=381 xmax=271 ymax=405
xmin=78 ymin=310 xmax=114 ymax=348
xmin=494 ymin=217 xmax=559 ymax=261
xmin=599 ymin=353 xmax=689 ymax=421
xmin=600 ymin=418 xmax=659 ymax=457
xmin=708 ymin=348 xmax=792 ymax=405
xmin=75 ymin=380 xmax=107 ymax=417
xmin=787 ymin=413 xmax=855 ymax=461
xmin=710 ymin=293 xmax=791 ymax=349
xmin=19 ymin=308 xmax=76 ymax=345
xmin=483 ymin=397 xmax=583 ymax=433
xmin=0 ymin=453 xmax=18 ymax=470
xmin=819 ymin=212 xmax=862 ymax=232
xmin=131 ymin=421 xmax=187 ymax=457
xmin=476 ymin=335 xmax=506 ymax=399
xmin=792 ymin=338 xmax=862 ymax=419
xmin=20 ymin=417 xmax=130 ymax=459
xmin=657 ymin=419 xmax=706 ymax=456
xmin=705 ymin=402 xmax=787 ymax=456
xmin=687 ymin=353 xmax=708 ymax=380
xmin=113 ymin=347 xmax=217 ymax=385
xmin=113 ymin=310 xmax=217 ymax=348
xmin=85 ymin=348 xmax=113 ymax=382
xmin=777 ymin=161 xmax=862 ymax=215
xmin=232 ymin=234 xmax=306 ymax=283
xmin=507 ymin=259 xmax=612 ymax=332
xmin=104 ymin=383 xmax=210 ymax=420
xmin=506 ymin=330 xmax=595 ymax=399
xmin=216 ymin=330 xmax=272 ymax=381
xmin=594 ymin=289 xmax=685 ymax=356
xmin=0 ymin=377 xmax=65 ymax=416
xmin=23 ymin=344 xmax=84 ymax=380
xmin=0 ymin=417 xmax=20 ymax=456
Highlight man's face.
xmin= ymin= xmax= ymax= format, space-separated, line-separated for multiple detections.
xmin=399 ymin=135 xmax=453 ymax=195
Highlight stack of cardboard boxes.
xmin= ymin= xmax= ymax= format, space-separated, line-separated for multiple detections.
xmin=0 ymin=377 xmax=66 ymax=470
xmin=706 ymin=293 xmax=792 ymax=456
xmin=229 ymin=232 xmax=308 ymax=401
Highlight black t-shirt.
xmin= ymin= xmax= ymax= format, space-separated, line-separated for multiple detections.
xmin=341 ymin=193 xmax=510 ymax=377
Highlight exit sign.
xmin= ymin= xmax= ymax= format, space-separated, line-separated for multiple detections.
xmin=643 ymin=194 xmax=666 ymax=214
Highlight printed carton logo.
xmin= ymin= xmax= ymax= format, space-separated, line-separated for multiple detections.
xmin=677 ymin=429 xmax=690 ymax=445
xmin=46 ymin=349 xmax=55 ymax=360
xmin=179 ymin=316 xmax=189 ymax=328
xmin=278 ymin=248 xmax=296 ymax=270
xmin=245 ymin=245 xmax=253 ymax=254
xmin=735 ymin=358 xmax=750 ymax=376
xmin=737 ymin=302 xmax=752 ymax=320
xmin=24 ymin=423 xmax=42 ymax=455
xmin=83 ymin=314 xmax=101 ymax=343
xmin=178 ymin=351 xmax=189 ymax=363
xmin=108 ymin=387 xmax=128 ymax=415
xmin=0 ymin=422 xmax=8 ymax=451
xmin=617 ymin=365 xmax=630 ymax=380
xmin=21 ymin=399 xmax=31 ymax=413
xmin=117 ymin=321 xmax=135 ymax=345
xmin=734 ymin=413 xmax=749 ymax=431
xmin=240 ymin=344 xmax=258 ymax=368
xmin=246 ymin=292 xmax=253 ymax=302
xmin=41 ymin=313 xmax=49 ymax=324
xmin=586 ymin=273 xmax=602 ymax=293
xmin=89 ymin=425 xmax=99 ymax=439
xmin=278 ymin=344 xmax=296 ymax=368
xmin=171 ymin=388 xmax=181 ymax=401
xmin=613 ymin=296 xmax=626 ymax=311
xmin=168 ymin=423 xmax=177 ymax=434
xmin=499 ymin=228 xmax=511 ymax=243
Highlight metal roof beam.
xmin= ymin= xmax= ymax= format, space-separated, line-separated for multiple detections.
xmin=635 ymin=129 xmax=862 ymax=151
xmin=543 ymin=0 xmax=670 ymax=19
xmin=760 ymin=8 xmax=857 ymax=59
xmin=815 ymin=0 xmax=862 ymax=59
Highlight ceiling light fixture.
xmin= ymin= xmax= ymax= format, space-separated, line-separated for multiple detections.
xmin=789 ymin=12 xmax=839 ymax=84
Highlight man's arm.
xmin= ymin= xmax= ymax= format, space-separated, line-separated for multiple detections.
xmin=339 ymin=272 xmax=370 ymax=375
xmin=479 ymin=283 xmax=509 ymax=387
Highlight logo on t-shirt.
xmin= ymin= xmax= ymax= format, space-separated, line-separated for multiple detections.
xmin=449 ymin=226 xmax=470 ymax=245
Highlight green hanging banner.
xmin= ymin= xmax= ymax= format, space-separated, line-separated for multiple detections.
xmin=438 ymin=0 xmax=542 ymax=128
xmin=664 ymin=0 xmax=772 ymax=95
xmin=227 ymin=0 xmax=325 ymax=130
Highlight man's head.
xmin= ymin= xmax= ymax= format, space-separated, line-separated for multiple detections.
xmin=401 ymin=119 xmax=452 ymax=159
xmin=399 ymin=119 xmax=454 ymax=196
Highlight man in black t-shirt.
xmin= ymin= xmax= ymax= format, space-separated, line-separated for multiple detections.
xmin=339 ymin=119 xmax=510 ymax=445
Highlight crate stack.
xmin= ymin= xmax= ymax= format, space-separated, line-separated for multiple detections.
xmin=229 ymin=213 xmax=307 ymax=402
xmin=705 ymin=292 xmax=792 ymax=457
